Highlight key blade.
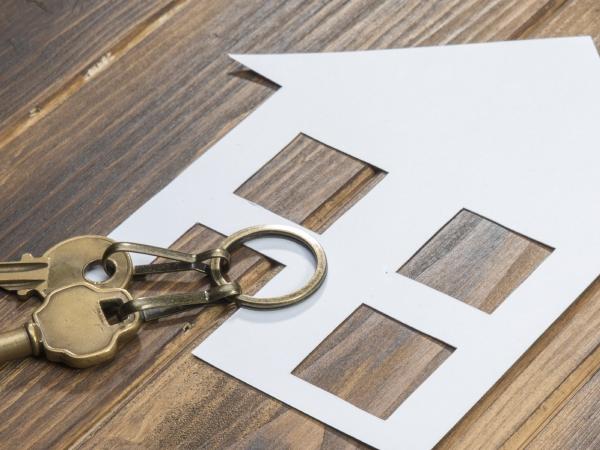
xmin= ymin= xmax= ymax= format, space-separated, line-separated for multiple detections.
xmin=0 ymin=254 xmax=49 ymax=297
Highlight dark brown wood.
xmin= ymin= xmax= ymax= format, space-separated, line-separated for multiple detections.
xmin=400 ymin=209 xmax=552 ymax=313
xmin=0 ymin=0 xmax=550 ymax=262
xmin=0 ymin=0 xmax=599 ymax=448
xmin=236 ymin=133 xmax=385 ymax=233
xmin=77 ymin=314 xmax=362 ymax=449
xmin=74 ymin=187 xmax=550 ymax=449
xmin=0 ymin=225 xmax=281 ymax=448
xmin=0 ymin=0 xmax=172 ymax=137
xmin=439 ymin=276 xmax=600 ymax=449
xmin=293 ymin=305 xmax=454 ymax=419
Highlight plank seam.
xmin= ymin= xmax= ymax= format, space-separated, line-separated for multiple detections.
xmin=509 ymin=0 xmax=571 ymax=39
xmin=69 ymin=259 xmax=280 ymax=448
xmin=501 ymin=341 xmax=600 ymax=448
xmin=0 ymin=0 xmax=191 ymax=152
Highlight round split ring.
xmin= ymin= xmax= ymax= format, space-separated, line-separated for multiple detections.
xmin=210 ymin=224 xmax=327 ymax=308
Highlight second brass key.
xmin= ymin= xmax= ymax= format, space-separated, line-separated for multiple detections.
xmin=0 ymin=283 xmax=142 ymax=368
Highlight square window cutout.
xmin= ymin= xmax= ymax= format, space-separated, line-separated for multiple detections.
xmin=235 ymin=133 xmax=386 ymax=233
xmin=398 ymin=209 xmax=554 ymax=314
xmin=293 ymin=305 xmax=454 ymax=419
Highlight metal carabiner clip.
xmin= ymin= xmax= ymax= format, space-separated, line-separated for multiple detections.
xmin=116 ymin=282 xmax=242 ymax=321
xmin=102 ymin=242 xmax=230 ymax=277
xmin=103 ymin=224 xmax=328 ymax=318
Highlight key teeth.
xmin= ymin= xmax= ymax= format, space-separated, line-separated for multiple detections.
xmin=0 ymin=253 xmax=49 ymax=298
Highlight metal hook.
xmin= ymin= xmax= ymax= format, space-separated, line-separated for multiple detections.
xmin=117 ymin=282 xmax=241 ymax=321
xmin=102 ymin=242 xmax=230 ymax=277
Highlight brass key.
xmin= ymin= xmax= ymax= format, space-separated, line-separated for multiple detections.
xmin=0 ymin=283 xmax=142 ymax=368
xmin=0 ymin=224 xmax=328 ymax=368
xmin=0 ymin=281 xmax=240 ymax=367
xmin=0 ymin=235 xmax=133 ymax=298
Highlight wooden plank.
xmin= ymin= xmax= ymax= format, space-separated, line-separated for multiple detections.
xmin=75 ymin=202 xmax=551 ymax=448
xmin=525 ymin=358 xmax=600 ymax=449
xmin=236 ymin=133 xmax=385 ymax=233
xmin=400 ymin=210 xmax=552 ymax=313
xmin=438 ymin=277 xmax=600 ymax=448
xmin=0 ymin=0 xmax=172 ymax=138
xmin=76 ymin=314 xmax=363 ymax=449
xmin=517 ymin=0 xmax=600 ymax=45
xmin=293 ymin=305 xmax=454 ymax=419
xmin=0 ymin=0 xmax=578 ymax=448
xmin=0 ymin=225 xmax=281 ymax=449
xmin=438 ymin=2 xmax=600 ymax=447
xmin=0 ymin=0 xmax=550 ymax=263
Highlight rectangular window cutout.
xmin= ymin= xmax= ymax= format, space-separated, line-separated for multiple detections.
xmin=293 ymin=304 xmax=454 ymax=419
xmin=235 ymin=133 xmax=386 ymax=233
xmin=398 ymin=209 xmax=554 ymax=314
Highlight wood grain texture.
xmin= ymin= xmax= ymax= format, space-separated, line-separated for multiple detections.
xmin=400 ymin=209 xmax=552 ymax=313
xmin=0 ymin=0 xmax=551 ymax=262
xmin=1 ymin=0 xmax=599 ymax=448
xmin=75 ymin=187 xmax=551 ymax=449
xmin=459 ymin=2 xmax=600 ymax=446
xmin=438 ymin=276 xmax=600 ymax=449
xmin=0 ymin=0 xmax=171 ymax=136
xmin=77 ymin=339 xmax=362 ymax=450
xmin=0 ymin=225 xmax=282 ymax=448
xmin=293 ymin=305 xmax=454 ymax=419
xmin=518 ymin=0 xmax=600 ymax=45
xmin=236 ymin=133 xmax=386 ymax=233
xmin=526 ymin=359 xmax=600 ymax=449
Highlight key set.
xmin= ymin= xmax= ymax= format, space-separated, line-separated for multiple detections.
xmin=0 ymin=225 xmax=327 ymax=368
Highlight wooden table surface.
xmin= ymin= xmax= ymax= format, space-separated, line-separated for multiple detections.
xmin=1 ymin=1 xmax=600 ymax=448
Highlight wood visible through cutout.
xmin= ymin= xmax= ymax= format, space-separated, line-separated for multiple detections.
xmin=2 ymin=0 xmax=600 ymax=448
xmin=76 ymin=202 xmax=556 ymax=448
xmin=293 ymin=304 xmax=454 ymax=419
xmin=235 ymin=133 xmax=386 ymax=233
xmin=74 ymin=224 xmax=362 ymax=448
xmin=399 ymin=209 xmax=553 ymax=313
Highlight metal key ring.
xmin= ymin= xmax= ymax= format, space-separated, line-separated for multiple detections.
xmin=210 ymin=225 xmax=327 ymax=308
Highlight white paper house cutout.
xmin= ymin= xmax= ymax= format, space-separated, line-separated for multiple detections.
xmin=111 ymin=37 xmax=600 ymax=449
